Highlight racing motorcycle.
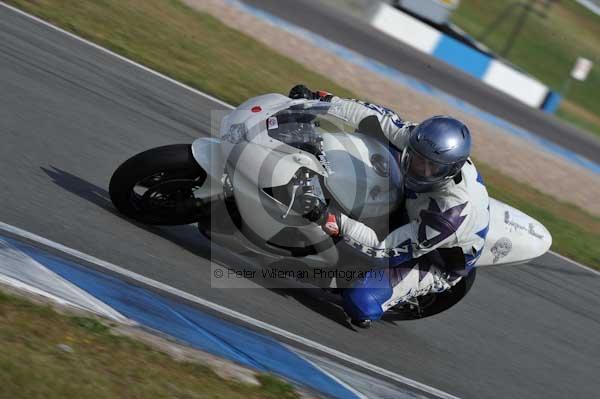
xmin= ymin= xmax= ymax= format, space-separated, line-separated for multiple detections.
xmin=109 ymin=93 xmax=552 ymax=320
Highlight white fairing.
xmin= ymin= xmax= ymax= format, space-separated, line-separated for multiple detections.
xmin=191 ymin=93 xmax=552 ymax=268
xmin=476 ymin=198 xmax=552 ymax=266
xmin=221 ymin=94 xmax=329 ymax=250
xmin=191 ymin=137 xmax=225 ymax=198
xmin=322 ymin=133 xmax=402 ymax=219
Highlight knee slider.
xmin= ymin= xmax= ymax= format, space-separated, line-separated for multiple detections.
xmin=342 ymin=287 xmax=391 ymax=321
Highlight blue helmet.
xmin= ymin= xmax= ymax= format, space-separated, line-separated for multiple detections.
xmin=400 ymin=116 xmax=471 ymax=192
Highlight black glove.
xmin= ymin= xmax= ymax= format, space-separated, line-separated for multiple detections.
xmin=293 ymin=187 xmax=328 ymax=224
xmin=303 ymin=197 xmax=341 ymax=237
xmin=289 ymin=84 xmax=333 ymax=102
xmin=289 ymin=84 xmax=315 ymax=100
xmin=305 ymin=200 xmax=329 ymax=224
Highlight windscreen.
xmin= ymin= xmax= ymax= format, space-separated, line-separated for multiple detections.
xmin=265 ymin=101 xmax=335 ymax=155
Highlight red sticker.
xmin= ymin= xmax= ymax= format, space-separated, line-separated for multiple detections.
xmin=251 ymin=106 xmax=262 ymax=113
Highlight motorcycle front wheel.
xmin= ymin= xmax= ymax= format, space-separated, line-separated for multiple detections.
xmin=109 ymin=144 xmax=206 ymax=225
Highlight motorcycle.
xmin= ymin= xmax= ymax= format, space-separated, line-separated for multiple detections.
xmin=109 ymin=93 xmax=552 ymax=320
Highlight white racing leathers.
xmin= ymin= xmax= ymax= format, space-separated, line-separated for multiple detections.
xmin=327 ymin=96 xmax=416 ymax=149
xmin=326 ymin=97 xmax=490 ymax=320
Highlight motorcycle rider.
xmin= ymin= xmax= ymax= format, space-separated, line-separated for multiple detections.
xmin=289 ymin=85 xmax=490 ymax=328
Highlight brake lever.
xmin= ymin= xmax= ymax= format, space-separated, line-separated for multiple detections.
xmin=281 ymin=184 xmax=300 ymax=219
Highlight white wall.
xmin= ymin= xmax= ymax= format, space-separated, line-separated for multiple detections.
xmin=483 ymin=61 xmax=549 ymax=108
xmin=371 ymin=3 xmax=442 ymax=53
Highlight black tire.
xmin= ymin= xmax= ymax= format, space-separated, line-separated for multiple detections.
xmin=383 ymin=268 xmax=477 ymax=321
xmin=109 ymin=144 xmax=206 ymax=225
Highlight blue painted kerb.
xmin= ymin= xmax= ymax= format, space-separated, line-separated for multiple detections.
xmin=433 ymin=35 xmax=491 ymax=79
xmin=7 ymin=237 xmax=359 ymax=399
xmin=542 ymin=91 xmax=562 ymax=114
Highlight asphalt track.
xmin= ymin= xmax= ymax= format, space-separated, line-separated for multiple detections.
xmin=242 ymin=0 xmax=600 ymax=164
xmin=1 ymin=5 xmax=599 ymax=399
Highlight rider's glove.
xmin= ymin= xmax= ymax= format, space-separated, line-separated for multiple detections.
xmin=294 ymin=190 xmax=341 ymax=237
xmin=294 ymin=186 xmax=326 ymax=221
xmin=321 ymin=212 xmax=340 ymax=237
xmin=289 ymin=84 xmax=333 ymax=102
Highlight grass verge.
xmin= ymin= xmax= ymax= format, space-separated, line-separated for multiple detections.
xmin=5 ymin=0 xmax=599 ymax=269
xmin=0 ymin=289 xmax=299 ymax=399
xmin=5 ymin=0 xmax=353 ymax=106
xmin=452 ymin=0 xmax=600 ymax=138
xmin=557 ymin=101 xmax=600 ymax=139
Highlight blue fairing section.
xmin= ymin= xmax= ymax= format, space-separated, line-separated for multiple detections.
xmin=343 ymin=269 xmax=393 ymax=320
xmin=466 ymin=222 xmax=490 ymax=269
xmin=476 ymin=171 xmax=485 ymax=184
xmin=464 ymin=248 xmax=482 ymax=271
xmin=476 ymin=224 xmax=489 ymax=240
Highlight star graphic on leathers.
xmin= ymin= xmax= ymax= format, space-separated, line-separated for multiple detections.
xmin=418 ymin=198 xmax=467 ymax=248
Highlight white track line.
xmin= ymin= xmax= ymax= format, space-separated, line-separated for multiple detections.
xmin=0 ymin=220 xmax=459 ymax=399
xmin=548 ymin=250 xmax=600 ymax=277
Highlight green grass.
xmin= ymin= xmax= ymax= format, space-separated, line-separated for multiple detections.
xmin=452 ymin=0 xmax=600 ymax=137
xmin=5 ymin=0 xmax=599 ymax=269
xmin=0 ymin=290 xmax=299 ymax=399
xmin=5 ymin=0 xmax=353 ymax=107
xmin=557 ymin=102 xmax=600 ymax=138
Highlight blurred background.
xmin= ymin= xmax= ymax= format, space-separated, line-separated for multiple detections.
xmin=323 ymin=0 xmax=600 ymax=137
xmin=404 ymin=0 xmax=600 ymax=137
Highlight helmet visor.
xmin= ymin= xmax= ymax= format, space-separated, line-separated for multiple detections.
xmin=400 ymin=148 xmax=453 ymax=183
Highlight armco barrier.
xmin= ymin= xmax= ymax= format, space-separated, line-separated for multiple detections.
xmin=370 ymin=3 xmax=561 ymax=113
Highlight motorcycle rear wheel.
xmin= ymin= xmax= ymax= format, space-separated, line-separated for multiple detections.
xmin=109 ymin=144 xmax=206 ymax=225
xmin=383 ymin=268 xmax=477 ymax=321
